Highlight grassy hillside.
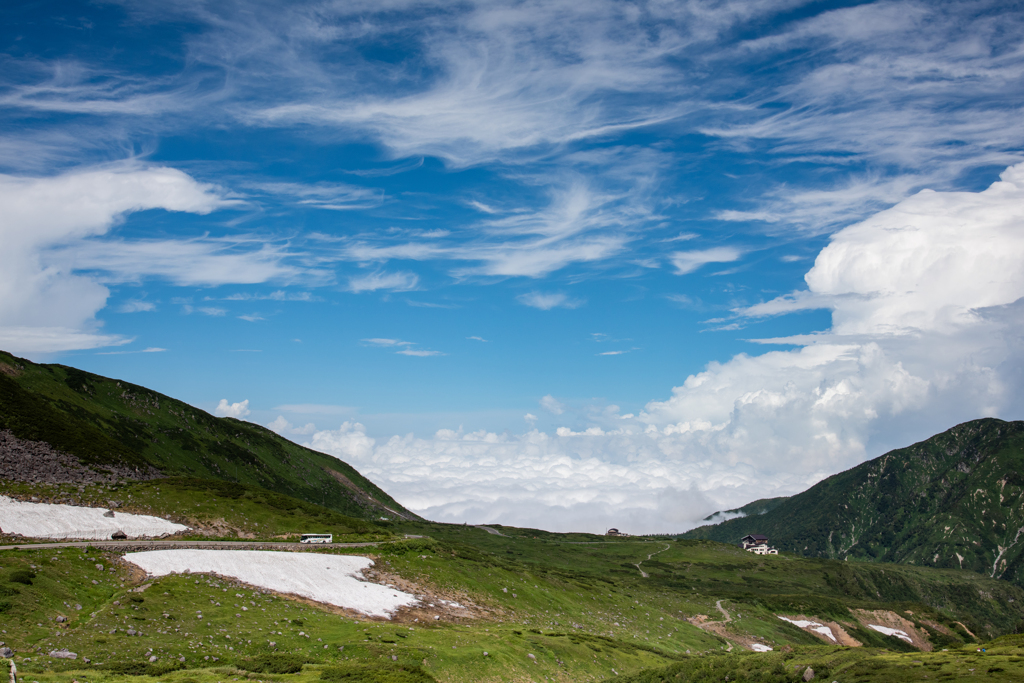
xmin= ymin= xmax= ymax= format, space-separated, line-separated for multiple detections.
xmin=681 ymin=418 xmax=1024 ymax=588
xmin=2 ymin=509 xmax=1024 ymax=682
xmin=0 ymin=350 xmax=415 ymax=521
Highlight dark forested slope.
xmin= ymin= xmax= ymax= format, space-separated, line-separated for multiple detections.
xmin=682 ymin=418 xmax=1024 ymax=587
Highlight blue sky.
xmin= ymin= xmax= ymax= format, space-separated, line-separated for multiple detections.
xmin=3 ymin=0 xmax=1024 ymax=532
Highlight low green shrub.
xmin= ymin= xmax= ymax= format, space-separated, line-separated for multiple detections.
xmin=242 ymin=654 xmax=307 ymax=674
xmin=8 ymin=569 xmax=35 ymax=585
xmin=104 ymin=660 xmax=184 ymax=676
xmin=320 ymin=663 xmax=437 ymax=683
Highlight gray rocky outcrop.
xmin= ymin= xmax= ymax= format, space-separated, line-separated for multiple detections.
xmin=0 ymin=429 xmax=161 ymax=483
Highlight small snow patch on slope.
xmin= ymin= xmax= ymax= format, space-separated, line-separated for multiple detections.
xmin=868 ymin=624 xmax=913 ymax=642
xmin=124 ymin=549 xmax=418 ymax=618
xmin=0 ymin=495 xmax=187 ymax=539
xmin=778 ymin=616 xmax=836 ymax=642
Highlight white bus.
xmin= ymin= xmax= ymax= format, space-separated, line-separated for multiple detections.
xmin=300 ymin=534 xmax=333 ymax=544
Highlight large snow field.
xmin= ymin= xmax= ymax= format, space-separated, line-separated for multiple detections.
xmin=124 ymin=549 xmax=419 ymax=618
xmin=0 ymin=495 xmax=188 ymax=540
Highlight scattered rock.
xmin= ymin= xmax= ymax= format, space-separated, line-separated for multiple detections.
xmin=0 ymin=646 xmax=12 ymax=657
xmin=802 ymin=667 xmax=815 ymax=681
xmin=55 ymin=616 xmax=67 ymax=623
xmin=0 ymin=430 xmax=161 ymax=484
xmin=48 ymin=649 xmax=78 ymax=660
xmin=149 ymin=656 xmax=158 ymax=663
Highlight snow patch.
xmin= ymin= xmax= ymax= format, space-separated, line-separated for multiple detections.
xmin=749 ymin=643 xmax=773 ymax=652
xmin=0 ymin=495 xmax=188 ymax=540
xmin=777 ymin=616 xmax=836 ymax=642
xmin=123 ymin=549 xmax=419 ymax=618
xmin=867 ymin=624 xmax=913 ymax=642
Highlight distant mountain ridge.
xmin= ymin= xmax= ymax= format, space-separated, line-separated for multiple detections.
xmin=0 ymin=350 xmax=417 ymax=521
xmin=682 ymin=418 xmax=1024 ymax=587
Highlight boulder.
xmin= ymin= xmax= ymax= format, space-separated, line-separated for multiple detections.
xmin=0 ymin=646 xmax=13 ymax=657
xmin=802 ymin=667 xmax=815 ymax=681
xmin=48 ymin=649 xmax=78 ymax=660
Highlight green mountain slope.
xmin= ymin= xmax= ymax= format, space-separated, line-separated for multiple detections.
xmin=681 ymin=418 xmax=1024 ymax=587
xmin=0 ymin=350 xmax=416 ymax=521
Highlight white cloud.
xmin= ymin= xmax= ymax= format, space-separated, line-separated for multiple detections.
xmin=0 ymin=162 xmax=232 ymax=354
xmin=306 ymin=421 xmax=376 ymax=461
xmin=467 ymin=336 xmax=489 ymax=342
xmin=396 ymin=348 xmax=444 ymax=357
xmin=742 ymin=164 xmax=1024 ymax=335
xmin=119 ymin=300 xmax=156 ymax=313
xmin=47 ymin=238 xmax=313 ymax=287
xmin=517 ymin=291 xmax=584 ymax=310
xmin=238 ymin=313 xmax=265 ymax=322
xmin=246 ymin=180 xmax=383 ymax=210
xmin=0 ymin=327 xmax=131 ymax=355
xmin=362 ymin=338 xmax=413 ymax=347
xmin=214 ymin=399 xmax=251 ymax=418
xmin=347 ymin=270 xmax=419 ymax=293
xmin=670 ymin=247 xmax=744 ymax=275
xmin=540 ymin=394 xmax=565 ymax=415
xmin=96 ymin=346 xmax=167 ymax=356
xmin=524 ymin=413 xmax=538 ymax=425
xmin=362 ymin=337 xmax=442 ymax=356
xmin=267 ymin=415 xmax=317 ymax=436
xmin=198 ymin=307 xmax=227 ymax=317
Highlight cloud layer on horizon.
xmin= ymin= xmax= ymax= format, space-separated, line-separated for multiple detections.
xmin=301 ymin=166 xmax=1024 ymax=533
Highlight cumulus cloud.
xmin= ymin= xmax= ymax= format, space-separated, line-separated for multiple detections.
xmin=743 ymin=165 xmax=1024 ymax=336
xmin=306 ymin=421 xmax=376 ymax=460
xmin=214 ymin=399 xmax=251 ymax=418
xmin=305 ymin=166 xmax=1024 ymax=534
xmin=267 ymin=415 xmax=317 ymax=436
xmin=0 ymin=162 xmax=231 ymax=354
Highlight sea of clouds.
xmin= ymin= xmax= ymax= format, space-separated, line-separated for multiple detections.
xmin=290 ymin=164 xmax=1024 ymax=534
